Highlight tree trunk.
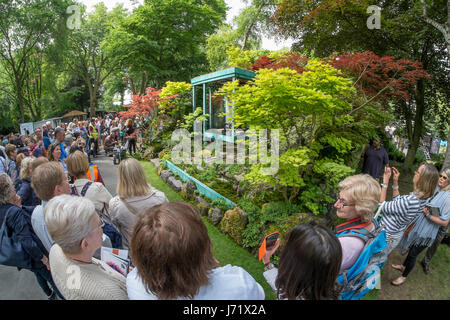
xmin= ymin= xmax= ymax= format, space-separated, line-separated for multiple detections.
xmin=403 ymin=79 xmax=426 ymax=170
xmin=89 ymin=91 xmax=96 ymax=118
xmin=443 ymin=128 xmax=450 ymax=170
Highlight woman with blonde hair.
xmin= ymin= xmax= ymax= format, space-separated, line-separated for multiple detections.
xmin=109 ymin=158 xmax=168 ymax=249
xmin=333 ymin=174 xmax=381 ymax=274
xmin=379 ymin=163 xmax=439 ymax=259
xmin=17 ymin=156 xmax=41 ymax=208
xmin=390 ymin=166 xmax=449 ymax=285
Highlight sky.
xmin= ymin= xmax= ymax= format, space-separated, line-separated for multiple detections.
xmin=78 ymin=0 xmax=294 ymax=51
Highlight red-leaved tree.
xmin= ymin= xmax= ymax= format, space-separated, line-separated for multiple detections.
xmin=119 ymin=87 xmax=177 ymax=122
xmin=329 ymin=51 xmax=429 ymax=113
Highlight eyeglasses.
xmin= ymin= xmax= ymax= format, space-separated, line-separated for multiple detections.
xmin=440 ymin=174 xmax=448 ymax=181
xmin=335 ymin=198 xmax=355 ymax=207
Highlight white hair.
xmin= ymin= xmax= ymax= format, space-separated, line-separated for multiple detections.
xmin=44 ymin=195 xmax=97 ymax=254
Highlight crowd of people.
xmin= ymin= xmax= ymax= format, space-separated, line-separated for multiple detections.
xmin=0 ymin=119 xmax=449 ymax=300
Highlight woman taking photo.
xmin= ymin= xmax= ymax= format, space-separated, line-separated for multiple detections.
xmin=262 ymin=222 xmax=342 ymax=300
xmin=47 ymin=143 xmax=67 ymax=174
xmin=109 ymin=158 xmax=168 ymax=249
xmin=390 ymin=167 xmax=449 ymax=285
xmin=379 ymin=163 xmax=439 ymax=254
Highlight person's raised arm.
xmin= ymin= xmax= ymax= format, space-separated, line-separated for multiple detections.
xmin=391 ymin=167 xmax=400 ymax=198
xmin=380 ymin=167 xmax=391 ymax=203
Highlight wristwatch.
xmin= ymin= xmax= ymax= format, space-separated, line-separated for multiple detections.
xmin=381 ymin=183 xmax=388 ymax=189
xmin=264 ymin=261 xmax=274 ymax=271
xmin=392 ymin=185 xmax=399 ymax=190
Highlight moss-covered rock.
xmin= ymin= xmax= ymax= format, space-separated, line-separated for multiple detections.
xmin=208 ymin=207 xmax=223 ymax=226
xmin=219 ymin=207 xmax=248 ymax=246
xmin=144 ymin=147 xmax=155 ymax=161
xmin=265 ymin=212 xmax=321 ymax=248
xmin=195 ymin=196 xmax=210 ymax=216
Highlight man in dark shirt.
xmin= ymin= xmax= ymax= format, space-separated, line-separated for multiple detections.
xmin=362 ymin=137 xmax=389 ymax=180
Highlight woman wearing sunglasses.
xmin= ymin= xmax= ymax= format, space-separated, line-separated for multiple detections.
xmin=390 ymin=167 xmax=449 ymax=285
xmin=379 ymin=163 xmax=439 ymax=258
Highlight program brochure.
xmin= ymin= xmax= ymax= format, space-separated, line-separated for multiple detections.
xmin=100 ymin=247 xmax=130 ymax=276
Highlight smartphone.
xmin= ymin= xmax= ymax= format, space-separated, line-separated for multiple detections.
xmin=258 ymin=232 xmax=279 ymax=261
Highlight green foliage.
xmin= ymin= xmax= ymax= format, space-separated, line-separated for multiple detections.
xmin=226 ymin=46 xmax=270 ymax=69
xmin=219 ymin=207 xmax=248 ymax=246
xmin=211 ymin=198 xmax=232 ymax=212
xmin=179 ymin=107 xmax=210 ymax=133
xmin=239 ymin=197 xmax=264 ymax=249
xmin=198 ymin=164 xmax=220 ymax=183
xmin=415 ymin=146 xmax=427 ymax=165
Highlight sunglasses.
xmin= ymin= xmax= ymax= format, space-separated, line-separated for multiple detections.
xmin=440 ymin=174 xmax=448 ymax=181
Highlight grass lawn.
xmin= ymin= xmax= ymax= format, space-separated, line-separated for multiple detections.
xmin=140 ymin=161 xmax=277 ymax=300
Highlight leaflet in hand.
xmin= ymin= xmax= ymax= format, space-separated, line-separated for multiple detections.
xmin=101 ymin=247 xmax=130 ymax=276
xmin=429 ymin=206 xmax=440 ymax=217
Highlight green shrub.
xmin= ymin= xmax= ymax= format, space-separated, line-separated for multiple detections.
xmin=219 ymin=207 xmax=248 ymax=246
xmin=211 ymin=198 xmax=233 ymax=212
xmin=415 ymin=146 xmax=427 ymax=164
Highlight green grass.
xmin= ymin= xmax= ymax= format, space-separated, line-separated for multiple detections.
xmin=140 ymin=161 xmax=277 ymax=300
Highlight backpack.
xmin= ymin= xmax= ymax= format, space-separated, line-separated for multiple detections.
xmin=71 ymin=182 xmax=123 ymax=249
xmin=335 ymin=218 xmax=389 ymax=300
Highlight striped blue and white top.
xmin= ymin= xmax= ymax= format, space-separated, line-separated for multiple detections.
xmin=379 ymin=193 xmax=426 ymax=238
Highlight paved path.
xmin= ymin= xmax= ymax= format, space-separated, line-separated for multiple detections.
xmin=0 ymin=152 xmax=119 ymax=300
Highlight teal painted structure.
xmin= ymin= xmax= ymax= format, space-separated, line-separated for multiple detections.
xmin=191 ymin=67 xmax=256 ymax=142
xmin=165 ymin=159 xmax=237 ymax=208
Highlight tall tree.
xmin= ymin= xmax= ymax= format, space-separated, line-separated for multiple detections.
xmin=273 ymin=0 xmax=449 ymax=170
xmin=66 ymin=3 xmax=126 ymax=117
xmin=107 ymin=0 xmax=227 ymax=92
xmin=421 ymin=0 xmax=450 ymax=169
xmin=0 ymin=0 xmax=72 ymax=122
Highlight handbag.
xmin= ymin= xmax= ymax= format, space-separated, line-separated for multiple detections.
xmin=0 ymin=207 xmax=33 ymax=269
xmin=403 ymin=222 xmax=416 ymax=237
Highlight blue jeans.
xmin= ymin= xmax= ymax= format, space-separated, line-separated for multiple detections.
xmin=32 ymin=267 xmax=65 ymax=300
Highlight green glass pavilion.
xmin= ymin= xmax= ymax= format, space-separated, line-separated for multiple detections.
xmin=191 ymin=67 xmax=255 ymax=142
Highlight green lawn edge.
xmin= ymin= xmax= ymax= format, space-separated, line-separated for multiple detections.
xmin=140 ymin=161 xmax=277 ymax=300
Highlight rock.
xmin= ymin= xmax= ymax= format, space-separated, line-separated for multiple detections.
xmin=185 ymin=180 xmax=196 ymax=195
xmin=150 ymin=158 xmax=161 ymax=170
xmin=217 ymin=177 xmax=229 ymax=183
xmin=181 ymin=181 xmax=196 ymax=200
xmin=234 ymin=174 xmax=245 ymax=182
xmin=208 ymin=208 xmax=223 ymax=225
xmin=195 ymin=196 xmax=210 ymax=216
xmin=167 ymin=176 xmax=182 ymax=192
xmin=219 ymin=207 xmax=248 ymax=246
xmin=160 ymin=170 xmax=171 ymax=182
xmin=143 ymin=147 xmax=154 ymax=161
